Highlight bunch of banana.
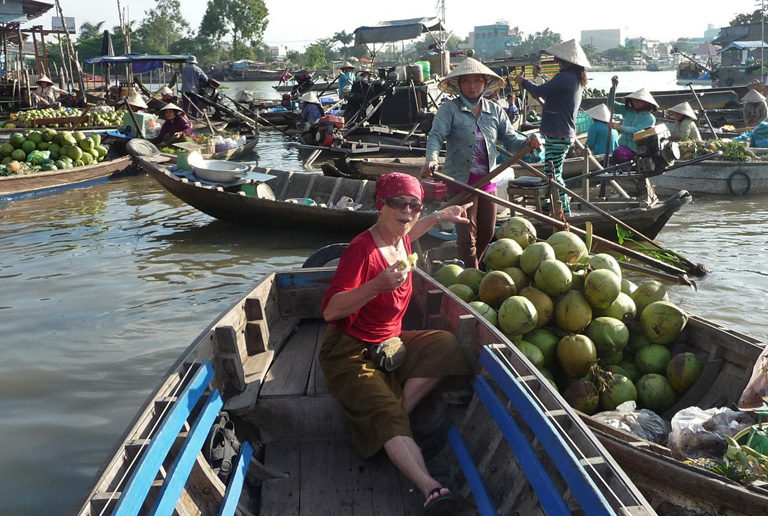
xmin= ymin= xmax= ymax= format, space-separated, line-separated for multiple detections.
xmin=396 ymin=253 xmax=418 ymax=271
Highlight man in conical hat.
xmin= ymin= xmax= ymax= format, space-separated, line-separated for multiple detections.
xmin=742 ymin=89 xmax=768 ymax=128
xmin=584 ymin=104 xmax=619 ymax=156
xmin=668 ymin=102 xmax=701 ymax=141
xmin=422 ymin=56 xmax=541 ymax=267
xmin=607 ymin=76 xmax=659 ymax=163
xmin=513 ymin=39 xmax=590 ymax=215
xmin=33 ymin=74 xmax=65 ymax=108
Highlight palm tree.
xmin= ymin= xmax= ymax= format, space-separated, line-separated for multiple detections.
xmin=78 ymin=21 xmax=106 ymax=41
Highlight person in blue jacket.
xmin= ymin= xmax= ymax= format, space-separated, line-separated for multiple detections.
xmin=421 ymin=57 xmax=540 ymax=268
xmin=583 ymin=104 xmax=618 ymax=157
xmin=514 ymin=39 xmax=590 ymax=215
xmin=338 ymin=62 xmax=356 ymax=98
xmin=608 ymin=78 xmax=658 ymax=164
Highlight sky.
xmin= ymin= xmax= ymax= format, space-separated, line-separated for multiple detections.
xmin=50 ymin=0 xmax=762 ymax=52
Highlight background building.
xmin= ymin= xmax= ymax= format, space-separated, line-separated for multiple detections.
xmin=469 ymin=21 xmax=520 ymax=59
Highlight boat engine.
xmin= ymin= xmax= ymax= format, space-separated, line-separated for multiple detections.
xmin=198 ymin=78 xmax=222 ymax=103
xmin=633 ymin=124 xmax=680 ymax=175
xmin=315 ymin=115 xmax=345 ymax=147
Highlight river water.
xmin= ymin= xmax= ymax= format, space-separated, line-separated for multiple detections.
xmin=1 ymin=71 xmax=766 ymax=515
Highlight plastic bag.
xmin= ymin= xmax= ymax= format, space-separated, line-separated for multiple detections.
xmin=667 ymin=406 xmax=756 ymax=460
xmin=26 ymin=150 xmax=51 ymax=165
xmin=330 ymin=196 xmax=361 ymax=211
xmin=592 ymin=401 xmax=670 ymax=444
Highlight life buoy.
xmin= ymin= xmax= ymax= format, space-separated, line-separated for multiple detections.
xmin=302 ymin=243 xmax=348 ymax=268
xmin=727 ymin=170 xmax=750 ymax=195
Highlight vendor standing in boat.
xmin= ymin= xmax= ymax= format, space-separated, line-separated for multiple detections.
xmin=33 ymin=75 xmax=66 ymax=109
xmin=181 ymin=55 xmax=208 ymax=118
xmin=338 ymin=62 xmax=356 ymax=98
xmin=742 ymin=89 xmax=767 ymax=129
xmin=320 ymin=172 xmax=472 ymax=516
xmin=421 ymin=58 xmax=540 ymax=268
xmin=150 ymin=103 xmax=195 ymax=147
xmin=608 ymin=78 xmax=659 ymax=164
xmin=668 ymin=102 xmax=701 ymax=141
xmin=584 ymin=104 xmax=618 ymax=157
xmin=514 ymin=39 xmax=590 ymax=216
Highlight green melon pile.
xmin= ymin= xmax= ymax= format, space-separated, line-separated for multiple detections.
xmin=433 ymin=220 xmax=701 ymax=419
xmin=6 ymin=106 xmax=125 ymax=128
xmin=0 ymin=129 xmax=109 ymax=176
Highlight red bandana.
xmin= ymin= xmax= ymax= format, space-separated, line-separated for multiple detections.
xmin=374 ymin=172 xmax=424 ymax=210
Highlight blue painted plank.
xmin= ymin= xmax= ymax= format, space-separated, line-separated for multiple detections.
xmin=149 ymin=390 xmax=224 ymax=516
xmin=112 ymin=361 xmax=216 ymax=516
xmin=447 ymin=427 xmax=498 ymax=516
xmin=218 ymin=441 xmax=254 ymax=516
xmin=474 ymin=375 xmax=572 ymax=516
xmin=480 ymin=347 xmax=616 ymax=516
xmin=275 ymin=270 xmax=334 ymax=288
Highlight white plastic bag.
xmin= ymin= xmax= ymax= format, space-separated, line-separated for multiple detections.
xmin=667 ymin=406 xmax=755 ymax=460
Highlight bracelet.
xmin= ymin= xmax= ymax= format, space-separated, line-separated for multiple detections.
xmin=431 ymin=210 xmax=441 ymax=223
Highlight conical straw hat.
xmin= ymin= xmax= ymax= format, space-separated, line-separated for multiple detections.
xmin=341 ymin=61 xmax=356 ymax=71
xmin=157 ymin=86 xmax=173 ymax=95
xmin=546 ymin=39 xmax=591 ymax=68
xmin=159 ymin=102 xmax=184 ymax=114
xmin=668 ymin=101 xmax=697 ymax=119
xmin=299 ymin=91 xmax=320 ymax=104
xmin=583 ymin=104 xmax=611 ymax=123
xmin=126 ymin=94 xmax=148 ymax=109
xmin=742 ymin=89 xmax=766 ymax=102
xmin=626 ymin=87 xmax=659 ymax=109
xmin=37 ymin=75 xmax=54 ymax=85
xmin=439 ymin=57 xmax=504 ymax=95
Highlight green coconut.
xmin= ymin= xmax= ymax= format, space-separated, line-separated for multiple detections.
xmin=519 ymin=241 xmax=556 ymax=276
xmin=519 ymin=287 xmax=553 ymax=328
xmin=468 ymin=301 xmax=498 ymax=327
xmin=483 ymin=238 xmax=523 ymax=270
xmin=557 ymin=333 xmax=597 ymax=377
xmin=497 ymin=216 xmax=537 ymax=249
xmin=524 ymin=327 xmax=560 ymax=369
xmin=627 ymin=332 xmax=652 ymax=353
xmin=498 ymin=296 xmax=539 ymax=336
xmin=563 ymin=379 xmax=600 ymax=414
xmin=631 ymin=280 xmax=669 ymax=317
xmin=539 ymin=367 xmax=558 ymax=391
xmin=636 ymin=373 xmax=677 ymax=413
xmin=585 ymin=316 xmax=629 ymax=358
xmin=583 ymin=269 xmax=621 ymax=310
xmin=641 ymin=301 xmax=688 ymax=345
xmin=554 ymin=290 xmax=593 ymax=333
xmin=546 ymin=231 xmax=588 ymax=264
xmin=478 ymin=270 xmax=517 ymax=309
xmin=534 ymin=259 xmax=573 ymax=297
xmin=447 ymin=283 xmax=475 ymax=303
xmin=605 ymin=364 xmax=629 ymax=379
xmin=502 ymin=266 xmax=530 ymax=290
xmin=455 ymin=267 xmax=486 ymax=295
xmin=599 ymin=349 xmax=624 ymax=367
xmin=635 ymin=344 xmax=672 ymax=375
xmin=666 ymin=352 xmax=702 ymax=392
xmin=617 ymin=359 xmax=642 ymax=383
xmin=516 ymin=340 xmax=545 ymax=368
xmin=600 ymin=374 xmax=638 ymax=411
xmin=621 ymin=278 xmax=638 ymax=296
xmin=434 ymin=263 xmax=463 ymax=287
xmin=588 ymin=253 xmax=622 ymax=279
xmin=595 ymin=292 xmax=637 ymax=324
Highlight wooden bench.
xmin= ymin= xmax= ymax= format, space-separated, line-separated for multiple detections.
xmin=447 ymin=345 xmax=617 ymax=516
xmin=111 ymin=360 xmax=253 ymax=516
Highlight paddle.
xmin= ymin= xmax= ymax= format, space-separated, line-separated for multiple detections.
xmin=431 ymin=170 xmax=693 ymax=280
xmin=687 ymin=82 xmax=719 ymax=140
xmin=219 ymin=91 xmax=292 ymax=136
xmin=316 ymin=74 xmax=340 ymax=99
xmin=599 ymin=81 xmax=618 ymax=197
xmin=182 ymin=92 xmax=218 ymax=136
xmin=121 ymin=99 xmax=144 ymax=139
xmin=68 ymin=103 xmax=93 ymax=131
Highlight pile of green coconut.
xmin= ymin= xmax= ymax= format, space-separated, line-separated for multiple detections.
xmin=433 ymin=217 xmax=702 ymax=418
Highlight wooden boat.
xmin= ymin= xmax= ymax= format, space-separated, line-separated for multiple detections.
xmin=0 ymin=154 xmax=135 ymax=200
xmin=417 ymin=244 xmax=768 ymax=516
xmin=580 ymin=86 xmax=745 ymax=112
xmin=76 ymin=266 xmax=656 ymax=515
xmin=651 ymin=159 xmax=768 ymax=196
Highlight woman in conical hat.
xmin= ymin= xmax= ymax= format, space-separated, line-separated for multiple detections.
xmin=584 ymin=104 xmax=619 ymax=156
xmin=33 ymin=74 xmax=65 ymax=108
xmin=422 ymin=56 xmax=541 ymax=268
xmin=150 ymin=102 xmax=195 ymax=147
xmin=607 ymin=76 xmax=659 ymax=164
xmin=668 ymin=102 xmax=701 ymax=141
xmin=338 ymin=61 xmax=357 ymax=98
xmin=513 ymin=39 xmax=590 ymax=215
xmin=297 ymin=91 xmax=323 ymax=128
xmin=125 ymin=93 xmax=148 ymax=112
xmin=742 ymin=89 xmax=768 ymax=128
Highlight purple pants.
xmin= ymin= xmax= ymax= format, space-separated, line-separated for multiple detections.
xmin=611 ymin=145 xmax=636 ymax=164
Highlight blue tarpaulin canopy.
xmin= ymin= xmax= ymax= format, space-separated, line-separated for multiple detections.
xmin=83 ymin=53 xmax=191 ymax=73
xmin=718 ymin=41 xmax=768 ymax=53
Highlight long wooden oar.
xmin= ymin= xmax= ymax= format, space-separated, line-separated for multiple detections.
xmin=432 ymin=170 xmax=692 ymax=281
xmin=497 ymin=146 xmax=706 ymax=276
xmin=441 ymin=144 xmax=533 ymax=207
xmin=687 ymin=82 xmax=719 ymax=140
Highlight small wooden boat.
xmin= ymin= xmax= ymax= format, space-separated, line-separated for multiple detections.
xmin=651 ymin=159 xmax=768 ymax=195
xmin=0 ymin=154 xmax=135 ymax=200
xmin=76 ymin=266 xmax=655 ymax=515
xmin=418 ymin=244 xmax=768 ymax=516
xmin=580 ymin=86 xmax=745 ymax=112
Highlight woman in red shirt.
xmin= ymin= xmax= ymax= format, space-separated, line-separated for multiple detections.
xmin=320 ymin=173 xmax=472 ymax=516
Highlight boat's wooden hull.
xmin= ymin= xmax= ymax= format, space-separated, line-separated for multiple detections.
xmin=651 ymin=160 xmax=768 ymax=195
xmin=0 ymin=155 xmax=134 ymax=199
xmin=581 ymin=87 xmax=745 ymax=111
xmin=77 ymin=267 xmax=655 ymax=515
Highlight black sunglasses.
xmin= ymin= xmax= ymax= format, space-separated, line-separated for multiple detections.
xmin=383 ymin=198 xmax=423 ymax=212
